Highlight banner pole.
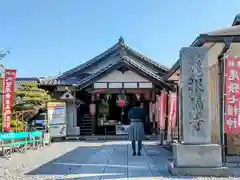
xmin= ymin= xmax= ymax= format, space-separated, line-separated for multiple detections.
xmin=219 ymin=55 xmax=226 ymax=165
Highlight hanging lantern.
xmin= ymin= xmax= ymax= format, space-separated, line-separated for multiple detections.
xmin=119 ymin=99 xmax=126 ymax=108
xmin=89 ymin=103 xmax=96 ymax=116
xmin=136 ymin=94 xmax=141 ymax=100
xmin=116 ymin=94 xmax=128 ymax=108
xmin=96 ymin=93 xmax=100 ymax=100
xmin=105 ymin=94 xmax=110 ymax=100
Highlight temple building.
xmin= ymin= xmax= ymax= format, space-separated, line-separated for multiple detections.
xmin=16 ymin=37 xmax=171 ymax=138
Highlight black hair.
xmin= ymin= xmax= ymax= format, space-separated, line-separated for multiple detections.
xmin=134 ymin=100 xmax=141 ymax=107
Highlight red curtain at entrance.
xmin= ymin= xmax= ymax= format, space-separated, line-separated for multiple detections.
xmin=157 ymin=90 xmax=168 ymax=129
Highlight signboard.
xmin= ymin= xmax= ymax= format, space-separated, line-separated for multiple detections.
xmin=224 ymin=56 xmax=240 ymax=133
xmin=115 ymin=124 xmax=129 ymax=135
xmin=48 ymin=102 xmax=66 ymax=137
xmin=3 ymin=69 xmax=16 ymax=132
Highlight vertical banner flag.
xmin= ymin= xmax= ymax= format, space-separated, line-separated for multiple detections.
xmin=3 ymin=69 xmax=16 ymax=132
xmin=167 ymin=94 xmax=173 ymax=140
xmin=167 ymin=93 xmax=177 ymax=140
xmin=157 ymin=95 xmax=160 ymax=128
xmin=158 ymin=91 xmax=167 ymax=129
xmin=224 ymin=56 xmax=240 ymax=133
xmin=170 ymin=93 xmax=177 ymax=128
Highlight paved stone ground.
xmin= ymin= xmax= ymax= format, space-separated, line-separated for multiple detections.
xmin=0 ymin=141 xmax=239 ymax=180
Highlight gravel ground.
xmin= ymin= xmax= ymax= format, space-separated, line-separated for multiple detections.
xmin=0 ymin=141 xmax=239 ymax=180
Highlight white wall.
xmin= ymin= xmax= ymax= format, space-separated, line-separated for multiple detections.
xmin=96 ymin=70 xmax=150 ymax=82
xmin=227 ymin=43 xmax=240 ymax=57
xmin=207 ymin=43 xmax=225 ymax=67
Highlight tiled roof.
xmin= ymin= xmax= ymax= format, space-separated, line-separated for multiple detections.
xmin=123 ymin=56 xmax=166 ymax=83
xmin=207 ymin=25 xmax=240 ymax=36
xmin=59 ymin=37 xmax=168 ymax=78
xmin=0 ymin=77 xmax=40 ymax=93
xmin=39 ymin=76 xmax=82 ymax=85
xmin=14 ymin=75 xmax=82 ymax=87
xmin=77 ymin=56 xmax=170 ymax=89
xmin=15 ymin=77 xmax=40 ymax=89
xmin=232 ymin=14 xmax=240 ymax=26
xmin=77 ymin=63 xmax=118 ymax=87
xmin=59 ymin=42 xmax=121 ymax=78
xmin=122 ymin=43 xmax=169 ymax=71
xmin=39 ymin=76 xmax=61 ymax=85
xmin=13 ymin=37 xmax=169 ymax=88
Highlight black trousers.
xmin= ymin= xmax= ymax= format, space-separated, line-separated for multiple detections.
xmin=131 ymin=140 xmax=142 ymax=153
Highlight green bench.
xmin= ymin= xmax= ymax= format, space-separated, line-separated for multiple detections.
xmin=0 ymin=131 xmax=43 ymax=158
xmin=0 ymin=132 xmax=28 ymax=158
xmin=27 ymin=131 xmax=43 ymax=149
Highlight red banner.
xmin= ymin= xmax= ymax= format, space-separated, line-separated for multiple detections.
xmin=157 ymin=95 xmax=160 ymax=128
xmin=169 ymin=93 xmax=177 ymax=128
xmin=167 ymin=93 xmax=177 ymax=140
xmin=3 ymin=69 xmax=16 ymax=132
xmin=224 ymin=56 xmax=240 ymax=133
xmin=157 ymin=91 xmax=167 ymax=129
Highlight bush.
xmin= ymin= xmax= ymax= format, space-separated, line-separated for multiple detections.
xmin=0 ymin=119 xmax=24 ymax=132
xmin=11 ymin=120 xmax=24 ymax=132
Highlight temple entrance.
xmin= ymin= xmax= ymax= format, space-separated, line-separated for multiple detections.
xmin=95 ymin=93 xmax=150 ymax=135
xmin=75 ymin=91 xmax=91 ymax=127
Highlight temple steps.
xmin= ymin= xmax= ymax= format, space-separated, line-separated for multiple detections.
xmin=80 ymin=114 xmax=93 ymax=135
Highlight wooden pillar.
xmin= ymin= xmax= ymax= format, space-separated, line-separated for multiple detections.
xmin=175 ymin=82 xmax=181 ymax=142
xmin=151 ymin=92 xmax=156 ymax=135
xmin=149 ymin=101 xmax=153 ymax=134
xmin=73 ymin=92 xmax=77 ymax=128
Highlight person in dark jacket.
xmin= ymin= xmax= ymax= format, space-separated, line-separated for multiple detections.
xmin=128 ymin=100 xmax=147 ymax=156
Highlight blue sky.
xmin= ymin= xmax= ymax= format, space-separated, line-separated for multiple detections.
xmin=0 ymin=0 xmax=239 ymax=77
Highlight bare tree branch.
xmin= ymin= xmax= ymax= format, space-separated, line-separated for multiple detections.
xmin=0 ymin=49 xmax=10 ymax=61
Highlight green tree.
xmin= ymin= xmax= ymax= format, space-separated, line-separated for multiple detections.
xmin=14 ymin=83 xmax=51 ymax=110
xmin=14 ymin=83 xmax=52 ymax=130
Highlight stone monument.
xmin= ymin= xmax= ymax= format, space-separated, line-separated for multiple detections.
xmin=60 ymin=91 xmax=80 ymax=140
xmin=168 ymin=47 xmax=230 ymax=176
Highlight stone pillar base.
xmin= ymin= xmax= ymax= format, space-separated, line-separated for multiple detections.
xmin=168 ymin=143 xmax=231 ymax=177
xmin=168 ymin=164 xmax=231 ymax=177
xmin=67 ymin=127 xmax=80 ymax=138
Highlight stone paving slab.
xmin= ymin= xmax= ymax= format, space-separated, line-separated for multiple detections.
xmin=0 ymin=141 xmax=240 ymax=179
xmin=100 ymin=145 xmax=128 ymax=180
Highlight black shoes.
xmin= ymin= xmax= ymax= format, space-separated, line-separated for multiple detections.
xmin=132 ymin=152 xmax=141 ymax=156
